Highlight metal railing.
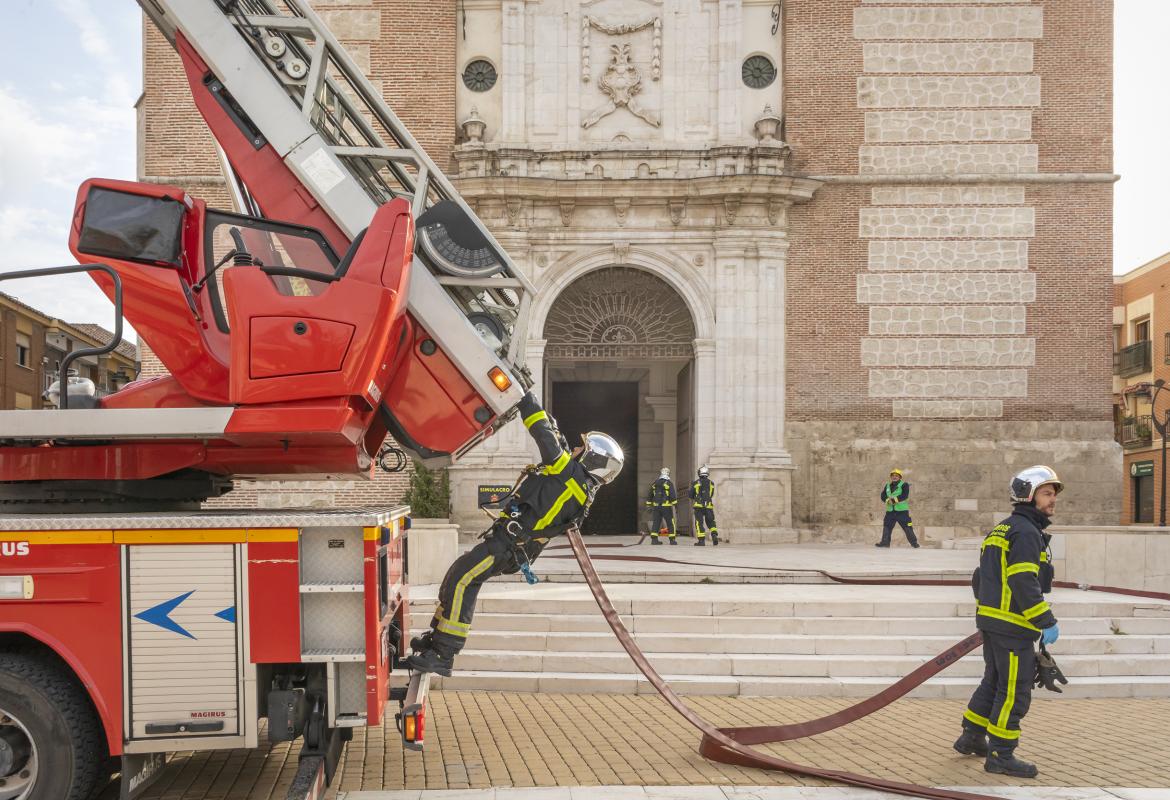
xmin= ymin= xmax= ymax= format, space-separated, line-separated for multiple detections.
xmin=1117 ymin=340 xmax=1152 ymax=378
xmin=1120 ymin=414 xmax=1154 ymax=448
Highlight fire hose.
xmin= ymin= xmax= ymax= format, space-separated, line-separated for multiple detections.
xmin=561 ymin=528 xmax=1170 ymax=800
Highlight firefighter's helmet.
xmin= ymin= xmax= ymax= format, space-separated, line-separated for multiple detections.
xmin=698 ymin=465 xmax=709 ymax=477
xmin=890 ymin=468 xmax=903 ymax=477
xmin=1010 ymin=465 xmax=1063 ymax=504
xmin=578 ymin=432 xmax=624 ymax=485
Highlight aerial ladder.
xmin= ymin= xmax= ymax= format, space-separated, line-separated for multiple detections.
xmin=0 ymin=2 xmax=533 ymax=798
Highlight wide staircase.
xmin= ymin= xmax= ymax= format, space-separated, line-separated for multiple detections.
xmin=412 ymin=582 xmax=1170 ymax=698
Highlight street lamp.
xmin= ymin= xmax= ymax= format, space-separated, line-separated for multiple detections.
xmin=1153 ymin=378 xmax=1169 ymax=526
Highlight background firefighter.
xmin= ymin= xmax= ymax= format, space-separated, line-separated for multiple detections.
xmin=690 ymin=465 xmax=719 ymax=546
xmin=876 ymin=468 xmax=918 ymax=548
xmin=646 ymin=467 xmax=678 ymax=545
xmin=404 ymin=392 xmax=624 ymax=676
xmin=953 ymin=465 xmax=1063 ymax=779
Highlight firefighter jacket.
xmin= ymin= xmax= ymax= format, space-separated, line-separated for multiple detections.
xmin=501 ymin=393 xmax=594 ymax=541
xmin=972 ymin=503 xmax=1057 ymax=641
xmin=690 ymin=476 xmax=716 ymax=509
xmin=646 ymin=477 xmax=677 ymax=508
xmin=881 ymin=480 xmax=910 ymax=511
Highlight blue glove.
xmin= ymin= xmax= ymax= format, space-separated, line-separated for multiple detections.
xmin=1040 ymin=624 xmax=1059 ymax=646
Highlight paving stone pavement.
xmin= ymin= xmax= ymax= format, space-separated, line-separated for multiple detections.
xmin=134 ymin=694 xmax=1170 ymax=799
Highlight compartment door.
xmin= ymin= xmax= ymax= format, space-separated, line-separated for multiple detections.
xmin=126 ymin=544 xmax=242 ymax=740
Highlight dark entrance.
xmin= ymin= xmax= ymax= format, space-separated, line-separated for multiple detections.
xmin=550 ymin=381 xmax=638 ymax=534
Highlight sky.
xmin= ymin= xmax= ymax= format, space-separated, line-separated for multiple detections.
xmin=0 ymin=2 xmax=1167 ymax=334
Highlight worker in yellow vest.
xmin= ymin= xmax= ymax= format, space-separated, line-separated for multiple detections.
xmin=876 ymin=468 xmax=919 ymax=548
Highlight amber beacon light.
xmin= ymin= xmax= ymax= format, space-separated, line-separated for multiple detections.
xmin=488 ymin=367 xmax=512 ymax=392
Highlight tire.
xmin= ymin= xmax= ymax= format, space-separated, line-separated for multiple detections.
xmin=0 ymin=647 xmax=107 ymax=800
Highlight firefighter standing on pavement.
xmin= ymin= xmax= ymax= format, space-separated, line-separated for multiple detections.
xmin=690 ymin=465 xmax=719 ymax=546
xmin=953 ymin=465 xmax=1062 ymax=779
xmin=646 ymin=468 xmax=678 ymax=545
xmin=876 ymin=468 xmax=919 ymax=548
xmin=404 ymin=391 xmax=624 ymax=676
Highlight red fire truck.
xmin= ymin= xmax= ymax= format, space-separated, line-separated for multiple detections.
xmin=0 ymin=1 xmax=535 ymax=798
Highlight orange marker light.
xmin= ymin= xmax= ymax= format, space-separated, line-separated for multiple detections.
xmin=404 ymin=715 xmax=417 ymax=741
xmin=489 ymin=367 xmax=512 ymax=392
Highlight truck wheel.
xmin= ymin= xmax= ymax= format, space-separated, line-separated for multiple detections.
xmin=0 ymin=649 xmax=106 ymax=800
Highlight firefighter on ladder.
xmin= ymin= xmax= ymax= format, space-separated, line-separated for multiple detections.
xmin=689 ymin=465 xmax=719 ymax=546
xmin=953 ymin=465 xmax=1062 ymax=779
xmin=646 ymin=467 xmax=678 ymax=545
xmin=404 ymin=392 xmax=624 ymax=676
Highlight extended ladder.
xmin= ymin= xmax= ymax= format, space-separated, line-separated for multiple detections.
xmin=138 ymin=0 xmax=534 ymax=421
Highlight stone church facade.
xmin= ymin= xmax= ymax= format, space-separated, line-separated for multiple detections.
xmin=140 ymin=0 xmax=1120 ymax=540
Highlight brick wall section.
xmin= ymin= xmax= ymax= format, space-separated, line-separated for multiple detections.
xmin=371 ymin=0 xmax=457 ymax=171
xmin=784 ymin=0 xmax=1114 ymax=423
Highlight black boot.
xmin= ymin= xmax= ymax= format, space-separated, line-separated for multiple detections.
xmin=953 ymin=728 xmax=988 ymax=757
xmin=695 ymin=538 xmax=705 ymax=546
xmin=403 ymin=647 xmax=454 ymax=677
xmin=669 ymin=538 xmax=677 ymax=545
xmin=712 ymin=533 xmax=719 ymax=546
xmin=875 ymin=542 xmax=890 ymax=548
xmin=985 ymin=749 xmax=1038 ymax=778
xmin=651 ymin=537 xmax=663 ymax=546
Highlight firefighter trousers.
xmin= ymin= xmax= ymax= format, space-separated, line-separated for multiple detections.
xmin=649 ymin=507 xmax=676 ymax=540
xmin=880 ymin=510 xmax=917 ymax=546
xmin=428 ymin=532 xmax=530 ymax=655
xmin=693 ymin=508 xmax=717 ymax=540
xmin=962 ymin=631 xmax=1036 ymax=751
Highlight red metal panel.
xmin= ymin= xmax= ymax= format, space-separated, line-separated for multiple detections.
xmin=248 ymin=316 xmax=354 ymax=379
xmin=0 ymin=539 xmax=124 ymax=756
xmin=246 ymin=541 xmax=301 ymax=663
xmin=0 ymin=443 xmax=207 ymax=482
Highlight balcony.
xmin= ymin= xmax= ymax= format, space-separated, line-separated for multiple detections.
xmin=1117 ymin=340 xmax=1152 ymax=378
xmin=1120 ymin=414 xmax=1154 ymax=449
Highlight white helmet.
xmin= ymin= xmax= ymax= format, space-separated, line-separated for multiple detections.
xmin=698 ymin=465 xmax=709 ymax=477
xmin=1009 ymin=465 xmax=1063 ymax=504
xmin=659 ymin=467 xmax=670 ymax=479
xmin=578 ymin=432 xmax=624 ymax=485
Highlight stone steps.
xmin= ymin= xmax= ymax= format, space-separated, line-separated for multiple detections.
xmin=410 ymin=583 xmax=1170 ymax=697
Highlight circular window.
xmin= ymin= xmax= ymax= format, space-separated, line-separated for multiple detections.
xmin=462 ymin=59 xmax=498 ymax=92
xmin=741 ymin=55 xmax=777 ymax=89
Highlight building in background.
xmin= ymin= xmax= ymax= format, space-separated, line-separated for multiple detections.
xmin=139 ymin=0 xmax=1120 ymax=539
xmin=1113 ymin=251 xmax=1170 ymax=524
xmin=1 ymin=293 xmax=138 ymax=410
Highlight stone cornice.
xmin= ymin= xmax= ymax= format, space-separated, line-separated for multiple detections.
xmin=451 ymin=172 xmax=823 ymax=205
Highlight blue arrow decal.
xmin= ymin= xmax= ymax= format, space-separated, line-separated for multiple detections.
xmin=215 ymin=606 xmax=236 ymax=623
xmin=135 ymin=591 xmax=196 ymax=639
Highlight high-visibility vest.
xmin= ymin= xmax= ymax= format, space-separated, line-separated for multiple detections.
xmin=885 ymin=481 xmax=909 ymax=511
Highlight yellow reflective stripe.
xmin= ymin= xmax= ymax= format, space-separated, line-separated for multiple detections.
xmin=447 ymin=554 xmax=495 ymax=633
xmin=1022 ymin=601 xmax=1051 ymax=620
xmin=1000 ymin=543 xmax=1010 ymax=611
xmin=1040 ymin=551 xmax=1049 ymax=562
xmin=541 ymin=451 xmax=571 ymax=476
xmin=963 ymin=709 xmax=990 ymax=729
xmin=991 ymin=651 xmax=1021 ymax=741
xmin=115 ymin=529 xmax=246 ymax=544
xmin=0 ymin=530 xmax=112 ymax=545
xmin=435 ymin=617 xmax=471 ymax=638
xmin=977 ymin=605 xmax=1041 ymax=633
xmin=523 ymin=410 xmax=548 ymax=428
xmin=982 ymin=535 xmax=1009 ymax=550
xmin=247 ymin=529 xmax=299 ymax=542
xmin=987 ymin=722 xmax=1021 ymax=740
xmin=534 ymin=478 xmax=586 ymax=531
xmin=1005 ymin=562 xmax=1040 ymax=576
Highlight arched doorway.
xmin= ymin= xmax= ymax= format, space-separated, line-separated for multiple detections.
xmin=543 ymin=267 xmax=696 ymax=534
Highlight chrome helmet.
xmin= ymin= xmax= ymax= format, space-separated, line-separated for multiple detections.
xmin=698 ymin=465 xmax=709 ymax=477
xmin=578 ymin=432 xmax=624 ymax=485
xmin=1009 ymin=465 xmax=1063 ymax=504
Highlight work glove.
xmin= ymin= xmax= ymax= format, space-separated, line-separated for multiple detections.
xmin=1040 ymin=624 xmax=1059 ymax=646
xmin=1034 ymin=645 xmax=1069 ymax=693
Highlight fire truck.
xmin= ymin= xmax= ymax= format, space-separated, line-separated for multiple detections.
xmin=0 ymin=1 xmax=536 ymax=798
